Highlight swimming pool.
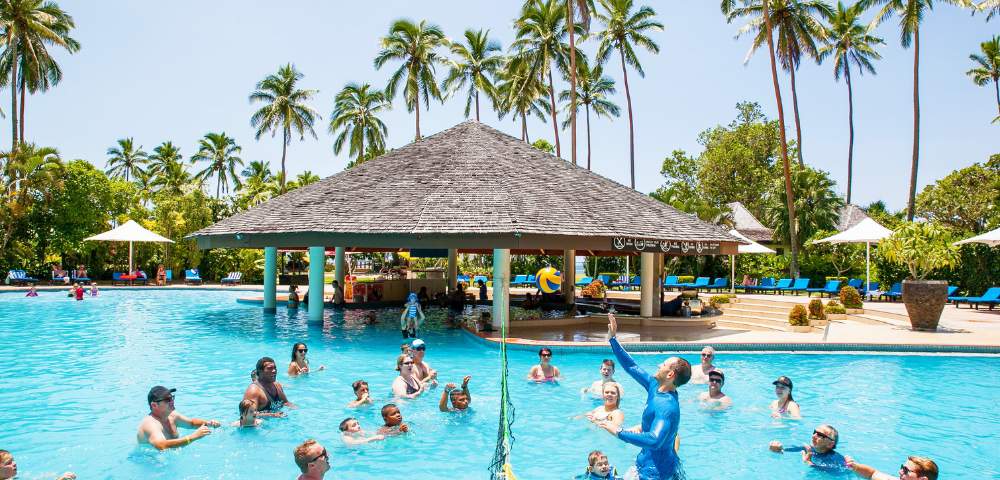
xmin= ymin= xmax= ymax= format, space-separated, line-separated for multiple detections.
xmin=1 ymin=290 xmax=997 ymax=479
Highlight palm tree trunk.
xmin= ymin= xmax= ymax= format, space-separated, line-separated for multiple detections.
xmin=547 ymin=70 xmax=561 ymax=157
xmin=415 ymin=92 xmax=422 ymax=141
xmin=763 ymin=0 xmax=799 ymax=277
xmin=993 ymin=78 xmax=999 ymax=116
xmin=845 ymin=62 xmax=855 ymax=205
xmin=585 ymin=103 xmax=592 ymax=171
xmin=567 ymin=0 xmax=578 ymax=166
xmin=9 ymin=36 xmax=18 ymax=150
xmin=360 ymin=136 xmax=365 ymax=163
xmin=522 ymin=112 xmax=530 ymax=142
xmin=619 ymin=47 xmax=636 ymax=190
xmin=475 ymin=89 xmax=481 ymax=122
xmin=789 ymin=61 xmax=804 ymax=166
xmin=280 ymin=129 xmax=288 ymax=194
xmin=19 ymin=75 xmax=26 ymax=143
xmin=216 ymin=175 xmax=221 ymax=199
xmin=906 ymin=26 xmax=920 ymax=221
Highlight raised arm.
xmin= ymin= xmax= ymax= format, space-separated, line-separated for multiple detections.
xmin=461 ymin=375 xmax=471 ymax=404
xmin=439 ymin=388 xmax=451 ymax=412
xmin=607 ymin=314 xmax=653 ymax=390
xmin=417 ymin=303 xmax=425 ymax=321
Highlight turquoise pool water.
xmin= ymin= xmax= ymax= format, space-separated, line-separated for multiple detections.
xmin=1 ymin=290 xmax=998 ymax=479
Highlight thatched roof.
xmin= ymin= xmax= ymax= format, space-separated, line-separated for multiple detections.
xmin=726 ymin=201 xmax=774 ymax=243
xmin=190 ymin=121 xmax=740 ymax=255
xmin=837 ymin=204 xmax=871 ymax=232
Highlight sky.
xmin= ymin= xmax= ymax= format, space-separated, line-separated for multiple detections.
xmin=25 ymin=1 xmax=1000 ymax=212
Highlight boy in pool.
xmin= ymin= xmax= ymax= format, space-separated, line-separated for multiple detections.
xmin=339 ymin=417 xmax=385 ymax=445
xmin=376 ymin=403 xmax=409 ymax=436
xmin=583 ymin=359 xmax=624 ymax=398
xmin=769 ymin=424 xmax=847 ymax=471
xmin=577 ymin=450 xmax=621 ymax=480
xmin=399 ymin=293 xmax=425 ymax=338
xmin=698 ymin=370 xmax=732 ymax=410
xmin=439 ymin=375 xmax=472 ymax=412
xmin=73 ymin=283 xmax=84 ymax=301
xmin=232 ymin=399 xmax=262 ymax=428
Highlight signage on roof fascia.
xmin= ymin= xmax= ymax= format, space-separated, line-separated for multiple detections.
xmin=611 ymin=237 xmax=723 ymax=255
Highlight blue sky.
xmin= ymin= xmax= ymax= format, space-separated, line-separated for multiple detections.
xmin=28 ymin=1 xmax=999 ymax=211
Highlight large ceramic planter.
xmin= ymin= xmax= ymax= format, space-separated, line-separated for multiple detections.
xmin=902 ymin=280 xmax=948 ymax=331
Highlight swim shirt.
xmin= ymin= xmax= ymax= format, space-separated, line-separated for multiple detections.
xmin=781 ymin=446 xmax=847 ymax=471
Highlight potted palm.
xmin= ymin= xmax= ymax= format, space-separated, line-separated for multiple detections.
xmin=880 ymin=223 xmax=960 ymax=331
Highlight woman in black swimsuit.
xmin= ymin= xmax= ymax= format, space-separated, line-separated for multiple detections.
xmin=391 ymin=354 xmax=424 ymax=399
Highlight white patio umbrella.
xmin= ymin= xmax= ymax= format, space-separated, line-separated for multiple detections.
xmin=728 ymin=229 xmax=776 ymax=293
xmin=812 ymin=217 xmax=894 ymax=294
xmin=85 ymin=220 xmax=174 ymax=274
xmin=954 ymin=226 xmax=1000 ymax=247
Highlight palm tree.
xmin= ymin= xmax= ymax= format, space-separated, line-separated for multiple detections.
xmin=514 ymin=0 xmax=571 ymax=158
xmin=105 ymin=137 xmax=148 ymax=183
xmin=818 ymin=1 xmax=883 ymax=204
xmin=150 ymin=158 xmax=192 ymax=196
xmin=559 ymin=59 xmax=620 ymax=170
xmin=147 ymin=141 xmax=182 ymax=178
xmin=595 ymin=0 xmax=663 ymax=189
xmin=723 ymin=0 xmax=801 ymax=276
xmin=976 ymin=0 xmax=998 ymax=20
xmin=496 ymin=55 xmax=552 ymax=142
xmin=374 ymin=19 xmax=447 ymax=141
xmin=442 ymin=29 xmax=504 ymax=121
xmin=191 ymin=132 xmax=243 ymax=199
xmin=0 ymin=142 xmax=60 ymax=252
xmin=564 ymin=0 xmax=594 ymax=166
xmin=249 ymin=63 xmax=319 ymax=194
xmin=727 ymin=0 xmax=832 ymax=166
xmin=862 ymin=0 xmax=966 ymax=221
xmin=289 ymin=171 xmax=320 ymax=189
xmin=765 ymin=165 xmax=844 ymax=249
xmin=0 ymin=0 xmax=78 ymax=148
xmin=329 ymin=82 xmax=390 ymax=166
xmin=967 ymin=35 xmax=1000 ymax=116
xmin=236 ymin=160 xmax=275 ymax=209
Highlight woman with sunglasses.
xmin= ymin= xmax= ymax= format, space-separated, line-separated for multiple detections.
xmin=392 ymin=354 xmax=425 ymax=399
xmin=527 ymin=347 xmax=561 ymax=383
xmin=288 ymin=343 xmax=325 ymax=376
xmin=770 ymin=375 xmax=801 ymax=419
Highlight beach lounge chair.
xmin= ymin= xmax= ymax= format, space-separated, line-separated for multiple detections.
xmin=512 ymin=274 xmax=527 ymax=287
xmin=7 ymin=270 xmax=38 ymax=286
xmin=456 ymin=274 xmax=471 ymax=285
xmin=473 ymin=275 xmax=488 ymax=286
xmin=221 ymin=272 xmax=243 ymax=286
xmin=597 ymin=274 xmax=613 ymax=287
xmin=611 ymin=275 xmax=630 ymax=290
xmin=135 ymin=271 xmax=148 ymax=286
xmin=704 ymin=278 xmax=728 ymax=291
xmin=629 ymin=276 xmax=642 ymax=289
xmin=766 ymin=278 xmax=793 ymax=294
xmin=806 ymin=280 xmax=842 ymax=298
xmin=739 ymin=277 xmax=774 ymax=292
xmin=952 ymin=287 xmax=1000 ymax=309
xmin=575 ymin=276 xmax=593 ymax=287
xmin=780 ymin=278 xmax=810 ymax=295
xmin=184 ymin=269 xmax=203 ymax=285
xmin=878 ymin=282 xmax=902 ymax=302
xmin=71 ymin=271 xmax=91 ymax=285
xmin=682 ymin=277 xmax=710 ymax=290
xmin=111 ymin=272 xmax=125 ymax=286
xmin=164 ymin=269 xmax=173 ymax=285
xmin=525 ymin=275 xmax=536 ymax=287
xmin=50 ymin=270 xmax=68 ymax=285
xmin=662 ymin=275 xmax=682 ymax=290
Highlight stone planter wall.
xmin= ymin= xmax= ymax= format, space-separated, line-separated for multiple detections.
xmin=845 ymin=308 xmax=864 ymax=314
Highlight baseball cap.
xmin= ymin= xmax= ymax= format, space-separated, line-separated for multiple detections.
xmin=147 ymin=385 xmax=176 ymax=403
xmin=708 ymin=369 xmax=725 ymax=381
xmin=410 ymin=339 xmax=426 ymax=350
xmin=772 ymin=376 xmax=793 ymax=389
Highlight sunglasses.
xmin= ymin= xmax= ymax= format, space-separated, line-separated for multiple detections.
xmin=540 ymin=353 xmax=552 ymax=357
xmin=900 ymin=464 xmax=916 ymax=476
xmin=297 ymin=349 xmax=308 ymax=353
xmin=309 ymin=448 xmax=329 ymax=463
xmin=708 ymin=378 xmax=723 ymax=384
xmin=813 ymin=430 xmax=833 ymax=442
xmin=155 ymin=395 xmax=175 ymax=403
xmin=701 ymin=353 xmax=713 ymax=357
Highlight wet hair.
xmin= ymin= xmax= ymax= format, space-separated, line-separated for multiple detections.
xmin=602 ymin=359 xmax=615 ymax=371
xmin=588 ymin=450 xmax=606 ymax=468
xmin=603 ymin=383 xmax=622 ymax=408
xmin=818 ymin=424 xmax=839 ymax=448
xmin=538 ymin=347 xmax=553 ymax=357
xmin=293 ymin=439 xmax=319 ymax=473
xmin=352 ymin=380 xmax=368 ymax=393
xmin=670 ymin=357 xmax=692 ymax=387
xmin=396 ymin=354 xmax=413 ymax=371
xmin=0 ymin=449 xmax=10 ymax=464
xmin=239 ymin=399 xmax=256 ymax=417
xmin=908 ymin=456 xmax=939 ymax=480
xmin=291 ymin=342 xmax=307 ymax=361
xmin=339 ymin=417 xmax=356 ymax=431
xmin=255 ymin=356 xmax=275 ymax=374
xmin=380 ymin=403 xmax=398 ymax=418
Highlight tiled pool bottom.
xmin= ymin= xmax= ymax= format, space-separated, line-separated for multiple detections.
xmin=1 ymin=290 xmax=997 ymax=479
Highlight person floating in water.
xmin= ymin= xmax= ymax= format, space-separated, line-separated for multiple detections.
xmin=90 ymin=282 xmax=99 ymax=296
xmin=410 ymin=339 xmax=437 ymax=387
xmin=243 ymin=357 xmax=296 ymax=413
xmin=577 ymin=450 xmax=622 ymax=480
xmin=73 ymin=283 xmax=84 ymax=301
xmin=698 ymin=370 xmax=731 ymax=410
xmin=584 ymin=383 xmax=624 ymax=430
xmin=376 ymin=403 xmax=409 ymax=436
xmin=583 ymin=359 xmax=623 ymax=398
xmin=769 ymin=424 xmax=847 ymax=471
xmin=347 ymin=380 xmax=373 ymax=408
xmin=136 ymin=386 xmax=220 ymax=450
xmin=232 ymin=399 xmax=262 ymax=428
xmin=688 ymin=346 xmax=718 ymax=384
xmin=439 ymin=375 xmax=472 ymax=412
xmin=288 ymin=342 xmax=325 ymax=376
xmin=845 ymin=455 xmax=938 ymax=480
xmin=599 ymin=313 xmax=689 ymax=480
xmin=392 ymin=354 xmax=425 ymax=399
xmin=770 ymin=376 xmax=801 ymax=419
xmin=527 ymin=347 xmax=561 ymax=383
xmin=0 ymin=449 xmax=76 ymax=480
xmin=293 ymin=439 xmax=330 ymax=480
xmin=287 ymin=285 xmax=301 ymax=309
xmin=400 ymin=292 xmax=425 ymax=338
xmin=339 ymin=417 xmax=384 ymax=445
xmin=25 ymin=285 xmax=38 ymax=297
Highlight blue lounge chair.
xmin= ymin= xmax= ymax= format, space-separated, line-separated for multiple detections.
xmin=806 ymin=280 xmax=842 ymax=298
xmin=184 ymin=269 xmax=203 ymax=285
xmin=70 ymin=271 xmax=91 ymax=285
xmin=575 ymin=276 xmax=593 ymax=287
xmin=50 ymin=270 xmax=67 ymax=285
xmin=780 ymin=278 xmax=810 ymax=295
xmin=879 ymin=283 xmax=902 ymax=302
xmin=135 ymin=271 xmax=149 ymax=286
xmin=739 ymin=277 xmax=775 ymax=292
xmin=764 ymin=278 xmax=793 ymax=294
xmin=165 ymin=269 xmax=173 ymax=285
xmin=512 ymin=274 xmax=527 ymax=287
xmin=221 ymin=272 xmax=243 ymax=286
xmin=946 ymin=286 xmax=963 ymax=303
xmin=611 ymin=275 xmax=630 ymax=290
xmin=525 ymin=275 xmax=536 ymax=287
xmin=704 ymin=278 xmax=728 ymax=291
xmin=663 ymin=275 xmax=682 ymax=290
xmin=7 ymin=270 xmax=38 ymax=286
xmin=456 ymin=274 xmax=471 ymax=285
xmin=473 ymin=275 xmax=488 ymax=286
xmin=597 ymin=274 xmax=614 ymax=286
xmin=683 ymin=277 xmax=711 ymax=290
xmin=952 ymin=287 xmax=1000 ymax=310
xmin=629 ymin=276 xmax=642 ymax=289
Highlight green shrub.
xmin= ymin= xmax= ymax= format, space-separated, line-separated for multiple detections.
xmin=677 ymin=275 xmax=695 ymax=284
xmin=839 ymin=286 xmax=863 ymax=309
xmin=581 ymin=279 xmax=607 ymax=298
xmin=709 ymin=295 xmax=731 ymax=308
xmin=788 ymin=305 xmax=809 ymax=326
xmin=808 ymin=299 xmax=826 ymax=320
xmin=880 ymin=222 xmax=960 ymax=280
xmin=825 ymin=300 xmax=846 ymax=314
xmin=824 ymin=276 xmax=848 ymax=282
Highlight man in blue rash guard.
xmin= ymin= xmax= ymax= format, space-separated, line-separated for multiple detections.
xmin=769 ymin=424 xmax=848 ymax=471
xmin=598 ymin=313 xmax=690 ymax=480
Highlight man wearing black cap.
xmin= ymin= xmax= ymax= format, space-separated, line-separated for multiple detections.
xmin=698 ymin=370 xmax=732 ymax=410
xmin=136 ymin=385 xmax=220 ymax=450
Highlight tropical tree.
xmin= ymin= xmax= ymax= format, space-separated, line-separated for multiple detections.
xmin=976 ymin=0 xmax=998 ymax=20
xmin=105 ymin=137 xmax=148 ymax=183
xmin=496 ymin=55 xmax=552 ymax=142
xmin=595 ymin=0 xmax=663 ymax=189
xmin=564 ymin=0 xmax=595 ymax=167
xmin=723 ymin=0 xmax=801 ymax=276
xmin=861 ymin=0 xmax=967 ymax=221
xmin=0 ymin=0 xmax=79 ymax=148
xmin=559 ymin=59 xmax=620 ymax=170
xmin=150 ymin=157 xmax=192 ymax=197
xmin=329 ymin=82 xmax=390 ymax=166
xmin=0 ymin=143 xmax=61 ymax=253
xmin=249 ymin=63 xmax=319 ymax=193
xmin=514 ymin=0 xmax=571 ymax=158
xmin=727 ymin=0 xmax=832 ymax=166
xmin=289 ymin=171 xmax=320 ymax=189
xmin=235 ymin=160 xmax=276 ymax=209
xmin=374 ymin=19 xmax=447 ymax=141
xmin=191 ymin=132 xmax=243 ymax=199
xmin=818 ymin=1 xmax=883 ymax=204
xmin=442 ymin=29 xmax=504 ymax=121
xmin=966 ymin=35 xmax=1000 ymax=116
xmin=765 ymin=165 xmax=844 ymax=251
xmin=147 ymin=141 xmax=182 ymax=178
